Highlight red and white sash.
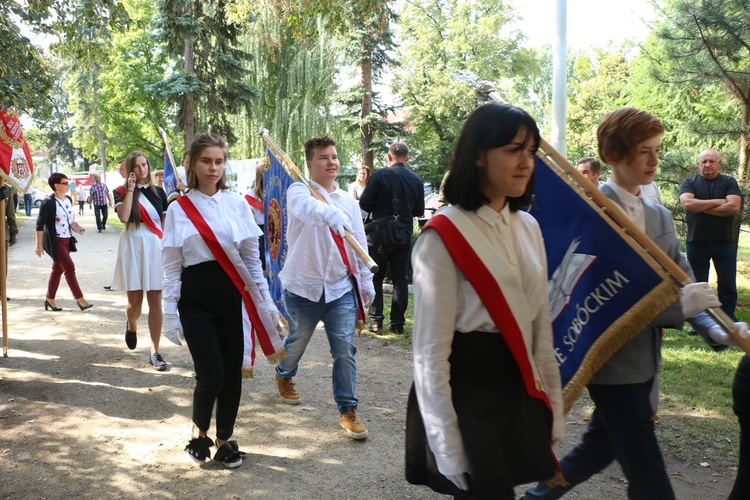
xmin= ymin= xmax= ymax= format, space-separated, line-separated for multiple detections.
xmin=244 ymin=193 xmax=263 ymax=211
xmin=177 ymin=195 xmax=286 ymax=376
xmin=114 ymin=186 xmax=163 ymax=238
xmin=424 ymin=209 xmax=564 ymax=483
xmin=317 ymin=186 xmax=366 ymax=322
xmin=137 ymin=194 xmax=163 ymax=239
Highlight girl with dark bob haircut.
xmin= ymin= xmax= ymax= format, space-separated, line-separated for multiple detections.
xmin=407 ymin=103 xmax=564 ymax=499
xmin=442 ymin=103 xmax=540 ymax=212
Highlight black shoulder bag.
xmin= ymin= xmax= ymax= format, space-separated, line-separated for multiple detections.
xmin=364 ymin=168 xmax=410 ymax=250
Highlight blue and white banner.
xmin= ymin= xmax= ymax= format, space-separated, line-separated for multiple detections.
xmin=163 ymin=146 xmax=178 ymax=200
xmin=530 ymin=154 xmax=676 ymax=410
xmin=263 ymin=148 xmax=293 ymax=320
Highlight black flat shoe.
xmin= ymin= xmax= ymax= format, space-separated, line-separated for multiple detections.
xmin=125 ymin=323 xmax=137 ymax=350
xmin=214 ymin=441 xmax=243 ymax=468
xmin=185 ymin=435 xmax=214 ymax=464
xmin=44 ymin=299 xmax=62 ymax=312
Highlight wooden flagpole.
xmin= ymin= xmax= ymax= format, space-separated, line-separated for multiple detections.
xmin=259 ymin=129 xmax=378 ymax=273
xmin=1 ymin=177 xmax=7 ymax=357
xmin=462 ymin=75 xmax=750 ymax=354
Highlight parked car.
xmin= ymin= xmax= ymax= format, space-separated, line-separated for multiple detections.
xmin=18 ymin=188 xmax=49 ymax=209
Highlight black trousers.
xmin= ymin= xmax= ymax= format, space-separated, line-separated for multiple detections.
xmin=730 ymin=355 xmax=750 ymax=500
xmin=368 ymin=240 xmax=411 ymax=328
xmin=179 ymin=261 xmax=244 ymax=441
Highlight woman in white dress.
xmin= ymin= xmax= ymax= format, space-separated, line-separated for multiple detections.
xmin=112 ymin=151 xmax=169 ymax=370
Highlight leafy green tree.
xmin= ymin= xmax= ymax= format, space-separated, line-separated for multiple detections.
xmin=1 ymin=1 xmax=53 ymax=110
xmin=393 ymin=0 xmax=540 ymax=188
xmin=230 ymin=2 xmax=340 ymax=165
xmin=153 ymin=0 xmax=258 ymax=147
xmin=649 ymin=0 xmax=750 ymax=184
xmin=48 ymin=0 xmax=130 ymax=174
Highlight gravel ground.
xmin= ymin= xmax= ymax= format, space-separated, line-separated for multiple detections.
xmin=0 ymin=208 xmax=738 ymax=499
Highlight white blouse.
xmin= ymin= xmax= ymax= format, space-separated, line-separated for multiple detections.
xmin=53 ymin=196 xmax=75 ymax=238
xmin=411 ymin=204 xmax=564 ymax=477
xmin=161 ymin=189 xmax=265 ymax=314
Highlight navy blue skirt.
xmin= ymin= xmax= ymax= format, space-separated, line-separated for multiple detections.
xmin=406 ymin=331 xmax=555 ymax=499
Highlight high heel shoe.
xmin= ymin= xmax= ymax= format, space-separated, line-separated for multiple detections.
xmin=77 ymin=300 xmax=93 ymax=311
xmin=44 ymin=299 xmax=62 ymax=312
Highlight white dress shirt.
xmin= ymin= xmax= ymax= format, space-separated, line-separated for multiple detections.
xmin=604 ymin=179 xmax=646 ymax=231
xmin=411 ymin=204 xmax=563 ymax=477
xmin=279 ymin=180 xmax=372 ymax=303
xmin=161 ymin=189 xmax=265 ymax=314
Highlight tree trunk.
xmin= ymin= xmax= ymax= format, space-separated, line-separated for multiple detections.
xmin=361 ymin=56 xmax=373 ymax=169
xmin=183 ymin=37 xmax=195 ymax=149
xmin=89 ymin=48 xmax=108 ymax=185
xmin=738 ymin=96 xmax=749 ymax=186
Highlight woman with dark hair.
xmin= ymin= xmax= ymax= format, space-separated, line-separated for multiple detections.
xmin=162 ymin=133 xmax=284 ymax=468
xmin=406 ymin=103 xmax=564 ymax=499
xmin=112 ymin=151 xmax=169 ymax=370
xmin=34 ymin=172 xmax=93 ymax=311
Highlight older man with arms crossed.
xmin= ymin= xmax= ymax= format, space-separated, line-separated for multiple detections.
xmin=680 ymin=149 xmax=742 ymax=320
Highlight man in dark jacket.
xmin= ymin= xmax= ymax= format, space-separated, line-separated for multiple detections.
xmin=359 ymin=142 xmax=424 ymax=334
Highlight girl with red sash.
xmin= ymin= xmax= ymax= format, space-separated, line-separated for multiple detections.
xmin=162 ymin=134 xmax=283 ymax=468
xmin=112 ymin=151 xmax=169 ymax=370
xmin=406 ymin=103 xmax=564 ymax=499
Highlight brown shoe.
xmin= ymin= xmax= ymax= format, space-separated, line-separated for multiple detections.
xmin=339 ymin=409 xmax=368 ymax=440
xmin=275 ymin=374 xmax=301 ymax=405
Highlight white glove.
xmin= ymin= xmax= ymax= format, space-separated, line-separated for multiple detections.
xmin=681 ymin=282 xmax=721 ymax=318
xmin=163 ymin=312 xmax=185 ymax=346
xmin=325 ymin=208 xmax=353 ymax=237
xmin=446 ymin=473 xmax=469 ymax=492
xmin=708 ymin=322 xmax=749 ymax=346
xmin=361 ymin=284 xmax=375 ymax=309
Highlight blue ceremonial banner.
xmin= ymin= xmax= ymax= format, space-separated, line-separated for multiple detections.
xmin=163 ymin=147 xmax=178 ymax=200
xmin=529 ymin=154 xmax=675 ymax=411
xmin=263 ymin=148 xmax=293 ymax=319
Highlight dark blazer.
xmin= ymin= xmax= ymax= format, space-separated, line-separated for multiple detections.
xmin=36 ymin=195 xmax=68 ymax=262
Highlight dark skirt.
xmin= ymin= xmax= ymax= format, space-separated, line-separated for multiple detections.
xmin=406 ymin=331 xmax=555 ymax=499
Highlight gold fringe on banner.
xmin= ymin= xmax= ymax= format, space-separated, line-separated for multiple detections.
xmin=562 ymin=280 xmax=678 ymax=414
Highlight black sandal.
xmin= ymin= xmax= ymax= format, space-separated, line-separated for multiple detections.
xmin=185 ymin=435 xmax=214 ymax=464
xmin=213 ymin=441 xmax=243 ymax=468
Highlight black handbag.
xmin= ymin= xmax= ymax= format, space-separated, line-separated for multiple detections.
xmin=69 ymin=236 xmax=78 ymax=252
xmin=364 ymin=168 xmax=410 ymax=249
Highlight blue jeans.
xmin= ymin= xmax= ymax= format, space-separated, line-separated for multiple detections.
xmin=23 ymin=193 xmax=33 ymax=216
xmin=524 ymin=380 xmax=674 ymax=500
xmin=94 ymin=204 xmax=108 ymax=231
xmin=275 ymin=289 xmax=359 ymax=413
xmin=686 ymin=240 xmax=737 ymax=320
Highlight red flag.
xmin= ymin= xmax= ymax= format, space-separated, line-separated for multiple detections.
xmin=0 ymin=109 xmax=35 ymax=191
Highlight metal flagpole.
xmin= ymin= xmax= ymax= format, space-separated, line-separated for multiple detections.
xmin=259 ymin=128 xmax=378 ymax=273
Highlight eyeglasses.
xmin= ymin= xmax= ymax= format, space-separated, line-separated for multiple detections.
xmin=58 ymin=181 xmax=69 ymax=185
